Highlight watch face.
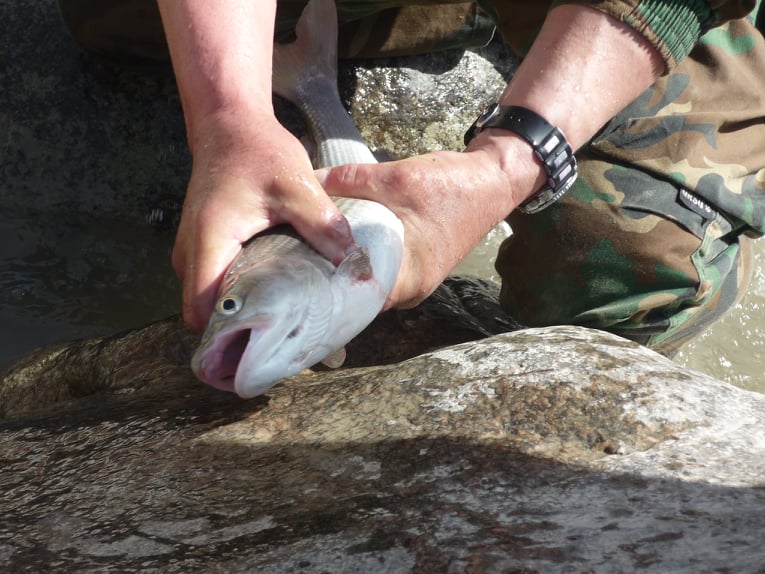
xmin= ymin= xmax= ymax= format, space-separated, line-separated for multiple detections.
xmin=466 ymin=105 xmax=578 ymax=213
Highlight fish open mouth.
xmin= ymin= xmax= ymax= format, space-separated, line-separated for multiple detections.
xmin=218 ymin=330 xmax=251 ymax=381
xmin=196 ymin=328 xmax=259 ymax=392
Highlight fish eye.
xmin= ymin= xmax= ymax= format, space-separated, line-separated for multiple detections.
xmin=216 ymin=295 xmax=243 ymax=315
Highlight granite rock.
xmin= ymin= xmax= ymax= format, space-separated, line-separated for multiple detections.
xmin=2 ymin=324 xmax=765 ymax=573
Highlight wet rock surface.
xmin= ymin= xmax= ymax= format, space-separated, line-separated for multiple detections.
xmin=3 ymin=324 xmax=765 ymax=572
xmin=0 ymin=276 xmax=519 ymax=419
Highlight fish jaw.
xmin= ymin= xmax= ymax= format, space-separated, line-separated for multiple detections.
xmin=192 ymin=287 xmax=333 ymax=398
xmin=191 ymin=317 xmax=272 ymax=393
xmin=230 ymin=262 xmax=335 ymax=397
xmin=232 ymin=302 xmax=334 ymax=398
xmin=233 ymin=334 xmax=314 ymax=398
xmin=192 ymin=237 xmax=338 ymax=398
xmin=193 ymin=302 xmax=324 ymax=399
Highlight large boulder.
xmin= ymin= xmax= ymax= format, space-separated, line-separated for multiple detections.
xmin=2 ymin=322 xmax=765 ymax=572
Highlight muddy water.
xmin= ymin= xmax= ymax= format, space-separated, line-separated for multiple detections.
xmin=674 ymin=242 xmax=765 ymax=393
xmin=456 ymin=224 xmax=765 ymax=395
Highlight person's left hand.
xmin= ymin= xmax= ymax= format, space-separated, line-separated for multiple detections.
xmin=316 ymin=148 xmax=528 ymax=309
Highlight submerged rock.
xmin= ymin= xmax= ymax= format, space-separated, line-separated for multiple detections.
xmin=0 ymin=277 xmax=518 ymax=419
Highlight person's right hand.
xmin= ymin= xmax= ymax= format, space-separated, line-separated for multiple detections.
xmin=172 ymin=110 xmax=358 ymax=331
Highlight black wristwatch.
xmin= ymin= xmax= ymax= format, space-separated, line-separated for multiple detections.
xmin=464 ymin=103 xmax=578 ymax=214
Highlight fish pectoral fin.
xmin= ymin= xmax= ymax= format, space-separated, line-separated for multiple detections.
xmin=321 ymin=347 xmax=347 ymax=369
xmin=337 ymin=247 xmax=373 ymax=281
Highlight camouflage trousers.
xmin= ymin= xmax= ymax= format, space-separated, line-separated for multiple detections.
xmin=498 ymin=12 xmax=765 ymax=356
xmin=56 ymin=0 xmax=495 ymax=61
xmin=57 ymin=0 xmax=765 ymax=355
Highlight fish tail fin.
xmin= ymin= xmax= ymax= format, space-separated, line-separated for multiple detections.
xmin=272 ymin=0 xmax=338 ymax=103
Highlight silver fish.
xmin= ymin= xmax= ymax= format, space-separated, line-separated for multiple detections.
xmin=191 ymin=0 xmax=405 ymax=398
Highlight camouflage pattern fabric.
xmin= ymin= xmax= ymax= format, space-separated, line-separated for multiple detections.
xmin=56 ymin=0 xmax=765 ymax=355
xmin=497 ymin=10 xmax=765 ymax=356
xmin=56 ymin=0 xmax=495 ymax=62
xmin=486 ymin=0 xmax=761 ymax=70
xmin=278 ymin=0 xmax=496 ymax=58
xmin=497 ymin=156 xmax=756 ymax=357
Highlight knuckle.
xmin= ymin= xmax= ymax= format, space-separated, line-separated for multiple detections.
xmin=332 ymin=163 xmax=373 ymax=190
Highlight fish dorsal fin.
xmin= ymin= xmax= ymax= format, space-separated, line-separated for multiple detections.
xmin=337 ymin=247 xmax=373 ymax=282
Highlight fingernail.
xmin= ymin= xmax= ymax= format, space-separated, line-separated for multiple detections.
xmin=330 ymin=216 xmax=358 ymax=257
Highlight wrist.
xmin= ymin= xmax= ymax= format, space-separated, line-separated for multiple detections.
xmin=464 ymin=104 xmax=577 ymax=213
xmin=465 ymin=123 xmax=554 ymax=211
xmin=187 ymin=105 xmax=276 ymax=157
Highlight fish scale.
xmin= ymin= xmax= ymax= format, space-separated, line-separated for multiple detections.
xmin=294 ymin=78 xmax=378 ymax=168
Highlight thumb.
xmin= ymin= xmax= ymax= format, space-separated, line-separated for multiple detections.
xmin=314 ymin=163 xmax=378 ymax=200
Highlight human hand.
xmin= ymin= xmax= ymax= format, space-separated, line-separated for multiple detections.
xmin=316 ymin=146 xmax=534 ymax=310
xmin=173 ymin=111 xmax=357 ymax=331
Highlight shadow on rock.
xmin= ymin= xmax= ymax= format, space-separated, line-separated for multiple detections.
xmin=0 ymin=277 xmax=520 ymax=420
xmin=3 ymin=342 xmax=765 ymax=572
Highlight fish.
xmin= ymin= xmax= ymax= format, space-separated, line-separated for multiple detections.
xmin=190 ymin=0 xmax=405 ymax=398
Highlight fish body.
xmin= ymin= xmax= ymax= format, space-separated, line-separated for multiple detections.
xmin=191 ymin=0 xmax=404 ymax=398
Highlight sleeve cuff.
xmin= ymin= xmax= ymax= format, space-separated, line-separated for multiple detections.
xmin=551 ymin=0 xmax=714 ymax=71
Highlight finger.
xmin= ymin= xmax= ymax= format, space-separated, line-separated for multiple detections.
xmin=179 ymin=230 xmax=242 ymax=332
xmin=315 ymin=163 xmax=378 ymax=200
xmin=280 ymin=173 xmax=358 ymax=265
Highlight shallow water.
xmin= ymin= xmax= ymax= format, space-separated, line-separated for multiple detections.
xmin=674 ymin=242 xmax=765 ymax=394
xmin=0 ymin=209 xmax=180 ymax=368
xmin=455 ymin=224 xmax=765 ymax=395
xmin=0 ymin=0 xmax=188 ymax=369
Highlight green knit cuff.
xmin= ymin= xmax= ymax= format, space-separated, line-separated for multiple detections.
xmin=551 ymin=0 xmax=714 ymax=71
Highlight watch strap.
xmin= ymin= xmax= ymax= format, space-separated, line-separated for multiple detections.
xmin=464 ymin=104 xmax=578 ymax=214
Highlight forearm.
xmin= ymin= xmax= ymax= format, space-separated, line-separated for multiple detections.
xmin=157 ymin=0 xmax=277 ymax=152
xmin=468 ymin=4 xmax=664 ymax=206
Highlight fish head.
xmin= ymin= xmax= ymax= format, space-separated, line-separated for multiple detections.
xmin=191 ymin=255 xmax=335 ymax=398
